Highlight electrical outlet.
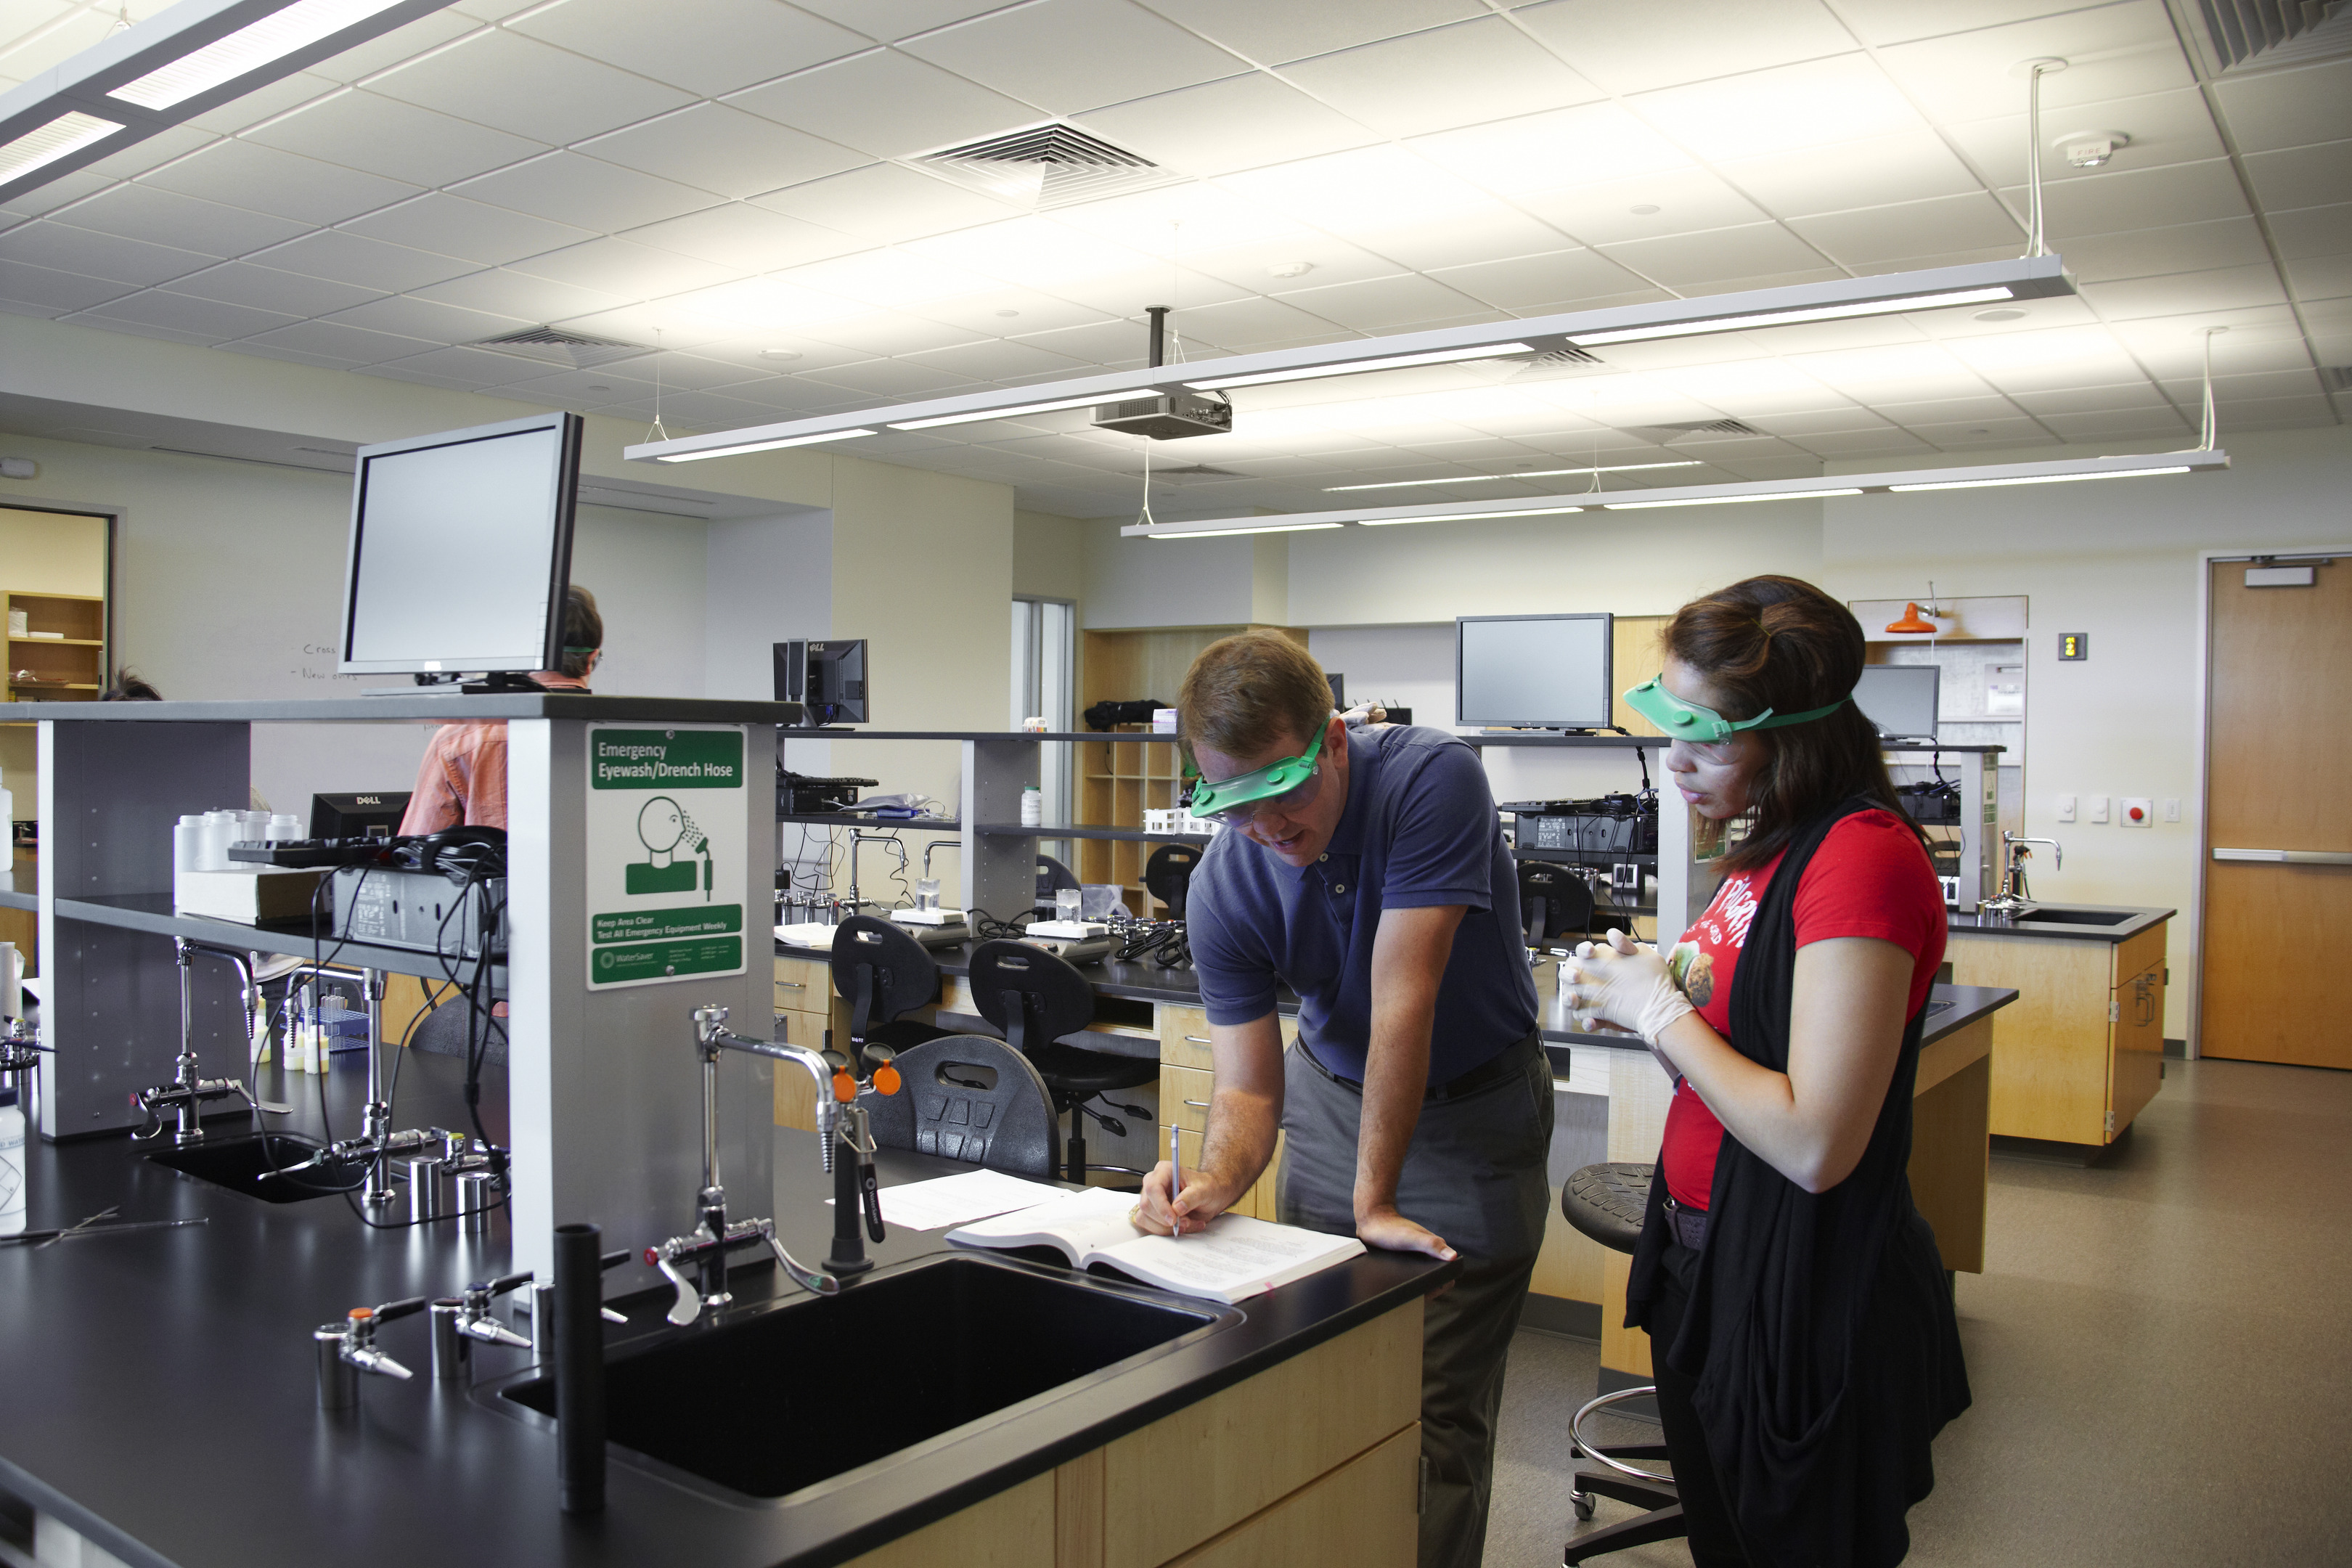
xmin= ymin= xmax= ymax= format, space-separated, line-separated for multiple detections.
xmin=2163 ymin=798 xmax=2181 ymax=822
xmin=2120 ymin=796 xmax=2152 ymax=828
xmin=2089 ymin=796 xmax=2110 ymax=824
xmin=2056 ymin=794 xmax=2077 ymax=823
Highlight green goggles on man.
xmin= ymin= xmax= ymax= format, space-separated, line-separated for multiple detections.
xmin=1185 ymin=723 xmax=1328 ymax=824
xmin=1622 ymin=675 xmax=1847 ymax=743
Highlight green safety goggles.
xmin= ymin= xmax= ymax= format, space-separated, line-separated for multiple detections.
xmin=1623 ymin=675 xmax=1846 ymax=743
xmin=1186 ymin=724 xmax=1327 ymax=822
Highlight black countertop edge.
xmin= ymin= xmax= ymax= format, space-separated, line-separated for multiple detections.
xmin=1946 ymin=904 xmax=2173 ymax=943
xmin=7 ymin=696 xmax=805 ymax=724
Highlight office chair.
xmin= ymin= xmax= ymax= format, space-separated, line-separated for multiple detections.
xmin=826 ymin=915 xmax=951 ymax=1061
xmin=864 ymin=1036 xmax=1060 ymax=1178
xmin=1559 ymin=1162 xmax=1685 ymax=1564
xmin=1035 ymin=853 xmax=1080 ymax=910
xmin=1517 ymin=859 xmax=1596 ymax=945
xmin=1143 ymin=843 xmax=1200 ymax=919
xmin=967 ymin=939 xmax=1156 ymax=1184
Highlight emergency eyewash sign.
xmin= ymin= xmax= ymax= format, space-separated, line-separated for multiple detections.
xmin=586 ymin=725 xmax=748 ymax=989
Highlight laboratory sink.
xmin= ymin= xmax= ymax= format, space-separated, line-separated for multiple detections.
xmin=497 ymin=1251 xmax=1233 ymax=1500
xmin=145 ymin=1134 xmax=354 ymax=1204
xmin=2009 ymin=908 xmax=2133 ymax=926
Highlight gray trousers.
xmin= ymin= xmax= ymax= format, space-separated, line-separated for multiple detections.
xmin=1277 ymin=1032 xmax=1553 ymax=1568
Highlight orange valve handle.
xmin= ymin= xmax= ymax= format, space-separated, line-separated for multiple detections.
xmin=830 ymin=1071 xmax=857 ymax=1103
xmin=872 ymin=1064 xmax=902 ymax=1096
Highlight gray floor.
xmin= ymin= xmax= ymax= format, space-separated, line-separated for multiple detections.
xmin=1485 ymin=1057 xmax=2352 ymax=1566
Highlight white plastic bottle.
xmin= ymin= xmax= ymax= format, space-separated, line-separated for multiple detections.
xmin=0 ymin=1085 xmax=25 ymax=1238
xmin=1019 ymin=785 xmax=1043 ymax=828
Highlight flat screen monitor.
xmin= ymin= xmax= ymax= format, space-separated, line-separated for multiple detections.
xmin=311 ymin=791 xmax=411 ymax=838
xmin=775 ymin=639 xmax=868 ymax=725
xmin=1456 ymin=614 xmax=1613 ymax=730
xmin=338 ymin=412 xmax=582 ymax=677
xmin=1854 ymin=664 xmax=1940 ymax=741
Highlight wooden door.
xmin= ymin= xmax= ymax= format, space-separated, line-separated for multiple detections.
xmin=2201 ymin=558 xmax=2352 ymax=1067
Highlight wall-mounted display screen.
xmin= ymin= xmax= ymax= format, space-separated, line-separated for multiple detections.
xmin=1455 ymin=614 xmax=1614 ymax=731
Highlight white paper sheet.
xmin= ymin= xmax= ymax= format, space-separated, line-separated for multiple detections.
xmin=855 ymin=1169 xmax=1073 ymax=1231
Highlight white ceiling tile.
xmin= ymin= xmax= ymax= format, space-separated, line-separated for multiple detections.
xmin=179 ymin=70 xmax=340 ymax=136
xmin=1938 ymin=87 xmax=2231 ymax=189
xmin=252 ymin=229 xmax=481 ymax=291
xmin=796 ymin=358 xmax=986 ymax=397
xmin=1713 ymin=133 xmax=1983 ymax=219
xmin=2197 ymin=393 xmax=2338 ymax=430
xmin=2054 ymin=216 xmax=2271 ymax=282
xmin=2036 ymin=408 xmax=2189 ymax=438
xmin=367 ymin=30 xmax=695 ymax=147
xmin=1664 ymin=265 xmax=1850 ymax=294
xmin=909 ymin=285 xmax=1116 ymax=337
xmin=322 ymin=293 xmax=534 ymax=344
xmin=0 ymin=261 xmax=139 ymax=315
xmin=2284 ymin=253 xmax=2352 ymax=302
xmin=54 ymin=312 xmax=219 ymax=347
xmin=899 ymin=336 xmax=1093 ymax=383
xmin=452 ymin=153 xmax=719 ymax=233
xmin=748 ymin=164 xmax=1021 ymax=242
xmin=1409 ymin=102 xmax=1695 ymax=200
xmin=2016 ymin=159 xmax=2250 ymax=240
xmin=2209 ymin=57 xmax=2352 ymax=152
xmin=139 ymin=138 xmax=422 ymax=228
xmin=787 ymin=0 xmax=1036 ymax=43
xmin=1903 ymin=419 xmax=2055 ymax=448
xmin=353 ymin=362 xmax=499 ymax=393
xmin=297 ymin=10 xmax=482 ymax=84
xmin=165 ymin=262 xmax=379 ymax=315
xmin=1784 ymin=428 xmax=1936 ymax=456
xmin=1593 ymin=223 xmax=1829 ymax=286
xmin=1629 ymin=54 xmax=1929 ymax=160
xmin=1135 ymin=0 xmax=1484 ymax=65
xmin=66 ymin=287 xmax=298 ymax=340
xmin=363 ymin=344 xmax=562 ymax=386
xmin=1426 ymin=248 xmax=1654 ymax=309
xmin=903 ymin=0 xmax=1247 ymax=115
xmin=1744 ymin=407 xmax=1898 ymax=436
xmin=491 ymin=367 xmax=653 ymax=407
xmin=1510 ymin=0 xmax=1858 ymax=93
xmin=578 ymin=105 xmax=870 ymax=201
xmin=1872 ymin=394 xmax=2028 ymax=425
xmin=1008 ymin=317 xmax=1161 ymax=365
xmin=410 ymin=266 xmax=628 ymax=321
xmin=237 ymin=318 xmax=441 ymax=364
xmin=2164 ymin=367 xmax=2326 ymax=403
xmin=1075 ymin=71 xmax=1379 ymax=178
xmin=81 ymin=126 xmax=219 ymax=183
xmin=786 ymin=309 xmax=990 ymax=356
xmin=1268 ymin=271 xmax=1489 ymax=330
xmin=1514 ymin=167 xmax=1770 ymax=245
xmin=1167 ymin=293 xmax=1347 ymax=348
xmin=54 ymin=184 xmax=309 ymax=258
xmin=1909 ymin=293 xmax=2099 ymax=340
xmin=2107 ymin=306 xmax=2311 ymax=372
xmin=1785 ymin=191 xmax=2022 ymax=266
xmin=346 ymin=193 xmax=597 ymax=267
xmin=0 ymin=221 xmax=216 ymax=287
xmin=622 ymin=203 xmax=867 ymax=271
xmin=1181 ymin=235 xmax=1423 ymax=295
xmin=555 ymin=304 xmax=858 ymax=362
xmin=245 ymin=90 xmax=550 ymax=189
xmin=775 ymin=248 xmax=998 ymax=310
xmin=1277 ymin=17 xmax=1601 ymax=140
xmin=648 ymin=273 xmax=869 ymax=336
xmin=725 ymin=49 xmax=1038 ymax=161
xmin=2266 ymin=203 xmax=2352 ymax=259
xmin=1998 ymin=380 xmax=2170 ymax=416
xmin=510 ymin=0 xmax=869 ymax=97
xmin=1345 ymin=207 xmax=1576 ymax=272
xmin=1870 ymin=2 xmax=2194 ymax=124
xmin=2243 ymin=141 xmax=2352 ymax=213
xmin=2082 ymin=263 xmax=2289 ymax=320
xmin=1217 ymin=146 xmax=1504 ymax=237
xmin=213 ymin=339 xmax=377 ymax=371
xmin=1824 ymin=0 xmax=2089 ymax=46
xmin=1944 ymin=324 xmax=2145 ymax=391
xmin=1 ymin=169 xmax=116 ymax=223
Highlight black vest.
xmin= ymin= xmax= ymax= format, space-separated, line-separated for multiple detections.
xmin=1626 ymin=799 xmax=1972 ymax=1568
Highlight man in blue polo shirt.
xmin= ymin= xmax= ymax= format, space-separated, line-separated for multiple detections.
xmin=1136 ymin=632 xmax=1550 ymax=1568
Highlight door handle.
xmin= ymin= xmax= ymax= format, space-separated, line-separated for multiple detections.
xmin=2213 ymin=847 xmax=2352 ymax=865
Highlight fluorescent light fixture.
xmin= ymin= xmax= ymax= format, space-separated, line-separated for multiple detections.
xmin=0 ymin=110 xmax=123 ymax=184
xmin=1146 ymin=522 xmax=1346 ymax=539
xmin=1569 ymin=287 xmax=2018 ymax=347
xmin=1185 ymin=343 xmax=1535 ymax=392
xmin=107 ymin=0 xmax=407 ymax=110
xmin=890 ymin=390 xmax=1157 ymax=430
xmin=653 ymin=428 xmax=876 ymax=462
xmin=1357 ymin=505 xmax=1588 ymax=527
xmin=1889 ymin=465 xmax=2190 ymax=492
xmin=1325 ymin=461 xmax=1699 ymax=493
xmin=1602 ymin=487 xmax=1864 ymax=510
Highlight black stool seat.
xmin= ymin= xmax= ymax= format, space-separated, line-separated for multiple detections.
xmin=1029 ymin=1041 xmax=1157 ymax=1097
xmin=1564 ymin=1162 xmax=1654 ymax=1254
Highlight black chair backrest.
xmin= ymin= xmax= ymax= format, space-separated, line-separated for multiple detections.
xmin=966 ymin=939 xmax=1096 ymax=1058
xmin=1516 ymin=859 xmax=1595 ymax=942
xmin=1143 ymin=844 xmax=1200 ymax=918
xmin=1034 ymin=853 xmax=1080 ymax=906
xmin=827 ymin=915 xmax=940 ymax=1053
xmin=864 ymin=1035 xmax=1061 ymax=1178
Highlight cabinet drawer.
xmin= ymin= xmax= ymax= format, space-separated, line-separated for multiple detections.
xmin=1163 ymin=1423 xmax=1418 ymax=1568
xmin=774 ymin=955 xmax=828 ymax=1004
xmin=1161 ymin=1062 xmax=1214 ymax=1134
xmin=1156 ymin=1005 xmax=1215 ymax=1070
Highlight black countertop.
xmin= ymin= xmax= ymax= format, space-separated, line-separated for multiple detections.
xmin=1945 ymin=903 xmax=2173 ymax=944
xmin=0 ymin=1052 xmax=1449 ymax=1568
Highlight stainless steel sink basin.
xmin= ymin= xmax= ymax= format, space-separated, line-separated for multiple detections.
xmin=494 ymin=1251 xmax=1235 ymax=1501
xmin=2010 ymin=908 xmax=2132 ymax=926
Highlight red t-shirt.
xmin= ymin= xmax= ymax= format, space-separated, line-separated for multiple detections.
xmin=1657 ymin=810 xmax=1947 ymax=1210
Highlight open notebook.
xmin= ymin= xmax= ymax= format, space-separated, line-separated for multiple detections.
xmin=946 ymin=1186 xmax=1365 ymax=1304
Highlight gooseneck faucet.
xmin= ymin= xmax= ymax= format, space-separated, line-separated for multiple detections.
xmin=1983 ymin=832 xmax=2064 ymax=916
xmin=644 ymin=1005 xmax=849 ymax=1326
xmin=134 ymin=940 xmax=291 ymax=1145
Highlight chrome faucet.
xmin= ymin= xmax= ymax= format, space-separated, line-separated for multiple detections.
xmin=430 ymin=1270 xmax=536 ymax=1381
xmin=133 ymin=940 xmax=291 ymax=1146
xmin=1983 ymin=832 xmax=2063 ymax=915
xmin=314 ymin=1297 xmax=428 ymax=1408
xmin=644 ymin=1005 xmax=846 ymax=1326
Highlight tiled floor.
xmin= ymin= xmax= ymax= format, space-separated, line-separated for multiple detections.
xmin=1486 ymin=1057 xmax=2352 ymax=1565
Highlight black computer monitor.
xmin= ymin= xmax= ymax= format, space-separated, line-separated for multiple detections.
xmin=311 ymin=791 xmax=412 ymax=838
xmin=1854 ymin=664 xmax=1940 ymax=742
xmin=1457 ymin=613 xmax=1614 ymax=731
xmin=1326 ymin=672 xmax=1345 ymax=707
xmin=775 ymin=639 xmax=869 ymax=726
xmin=338 ymin=412 xmax=582 ymax=679
xmin=1516 ymin=859 xmax=1593 ymax=943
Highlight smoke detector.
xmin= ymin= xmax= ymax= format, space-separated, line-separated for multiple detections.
xmin=2054 ymin=130 xmax=2129 ymax=168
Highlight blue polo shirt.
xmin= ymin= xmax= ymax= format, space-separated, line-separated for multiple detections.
xmin=1188 ymin=725 xmax=1539 ymax=1086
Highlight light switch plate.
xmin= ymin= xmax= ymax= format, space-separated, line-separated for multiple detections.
xmin=2089 ymin=796 xmax=2110 ymax=824
xmin=2163 ymin=798 xmax=2181 ymax=822
xmin=2120 ymin=796 xmax=2152 ymax=828
xmin=2056 ymin=794 xmax=2077 ymax=822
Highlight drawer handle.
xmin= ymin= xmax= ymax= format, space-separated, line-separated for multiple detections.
xmin=1184 ymin=1035 xmax=1211 ymax=1045
xmin=1183 ymin=1099 xmax=1210 ymax=1109
xmin=775 ymin=980 xmax=807 ymax=989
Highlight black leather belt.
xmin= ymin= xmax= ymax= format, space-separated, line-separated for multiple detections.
xmin=1299 ymin=1029 xmax=1540 ymax=1103
xmin=1662 ymin=1192 xmax=1710 ymax=1251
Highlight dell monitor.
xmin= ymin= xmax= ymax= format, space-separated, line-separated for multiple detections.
xmin=775 ymin=639 xmax=869 ymax=726
xmin=311 ymin=791 xmax=412 ymax=838
xmin=1456 ymin=613 xmax=1614 ymax=731
xmin=1854 ymin=664 xmax=1940 ymax=743
xmin=338 ymin=412 xmax=582 ymax=683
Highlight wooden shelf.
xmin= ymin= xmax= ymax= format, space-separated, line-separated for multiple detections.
xmin=7 ymin=637 xmax=102 ymax=647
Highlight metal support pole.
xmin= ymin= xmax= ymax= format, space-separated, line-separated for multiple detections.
xmin=362 ymin=968 xmax=394 ymax=1209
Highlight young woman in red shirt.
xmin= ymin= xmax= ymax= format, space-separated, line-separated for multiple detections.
xmin=1564 ymin=575 xmax=1969 ymax=1568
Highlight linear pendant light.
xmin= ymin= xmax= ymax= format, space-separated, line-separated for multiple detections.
xmin=1326 ymin=461 xmax=1701 ymax=492
xmin=0 ymin=0 xmax=454 ymax=205
xmin=625 ymin=257 xmax=2076 ymax=466
xmin=1121 ymin=450 xmax=2229 ymax=539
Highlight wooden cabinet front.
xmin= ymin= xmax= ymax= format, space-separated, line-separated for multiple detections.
xmin=1948 ymin=924 xmax=2168 ymax=1146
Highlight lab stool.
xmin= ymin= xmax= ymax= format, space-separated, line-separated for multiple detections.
xmin=1560 ymin=1161 xmax=1686 ymax=1565
xmin=967 ymin=939 xmax=1156 ymax=1185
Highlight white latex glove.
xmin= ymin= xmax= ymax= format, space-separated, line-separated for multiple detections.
xmin=1561 ymin=928 xmax=1695 ymax=1045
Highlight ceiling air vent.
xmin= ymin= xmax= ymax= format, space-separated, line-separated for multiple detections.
xmin=914 ymin=122 xmax=1179 ymax=210
xmin=2322 ymin=366 xmax=2352 ymax=393
xmin=1147 ymin=464 xmax=1246 ymax=482
xmin=470 ymin=327 xmax=651 ymax=369
xmin=1636 ymin=418 xmax=1763 ymax=438
xmin=1506 ymin=345 xmax=1609 ymax=382
xmin=2189 ymin=0 xmax=2352 ymax=72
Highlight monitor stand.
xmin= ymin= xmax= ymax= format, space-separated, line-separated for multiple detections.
xmin=461 ymin=671 xmax=547 ymax=695
xmin=359 ymin=672 xmax=546 ymax=698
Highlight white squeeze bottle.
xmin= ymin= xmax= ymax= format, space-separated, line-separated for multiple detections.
xmin=0 ymin=1085 xmax=25 ymax=1238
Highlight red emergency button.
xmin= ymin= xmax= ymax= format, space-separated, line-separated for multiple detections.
xmin=2128 ymin=804 xmax=2145 ymax=822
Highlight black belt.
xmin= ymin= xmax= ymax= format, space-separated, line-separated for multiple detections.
xmin=1662 ymin=1192 xmax=1710 ymax=1251
xmin=1299 ymin=1028 xmax=1540 ymax=1103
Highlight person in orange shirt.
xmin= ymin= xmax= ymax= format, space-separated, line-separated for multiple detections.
xmin=398 ymin=587 xmax=603 ymax=835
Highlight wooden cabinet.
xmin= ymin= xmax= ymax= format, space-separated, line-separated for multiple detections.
xmin=1946 ymin=923 xmax=2167 ymax=1146
xmin=4 ymin=591 xmax=107 ymax=703
xmin=772 ymin=953 xmax=847 ymax=1132
xmin=1154 ymin=1003 xmax=1290 ymax=1220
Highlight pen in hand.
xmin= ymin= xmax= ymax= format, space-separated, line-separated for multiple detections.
xmin=1168 ymin=1123 xmax=1183 ymax=1243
